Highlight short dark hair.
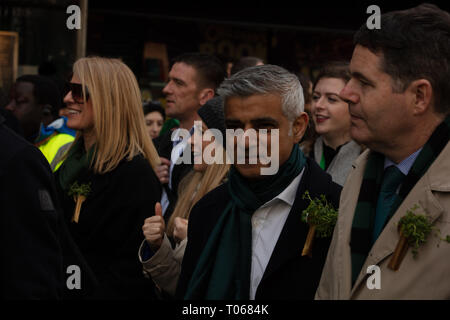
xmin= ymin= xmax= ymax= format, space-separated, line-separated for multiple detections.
xmin=313 ymin=62 xmax=351 ymax=90
xmin=143 ymin=101 xmax=166 ymax=120
xmin=354 ymin=3 xmax=450 ymax=114
xmin=230 ymin=56 xmax=264 ymax=75
xmin=171 ymin=52 xmax=226 ymax=92
xmin=16 ymin=74 xmax=62 ymax=117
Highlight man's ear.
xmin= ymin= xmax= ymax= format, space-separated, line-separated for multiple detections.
xmin=292 ymin=112 xmax=309 ymax=143
xmin=408 ymin=79 xmax=433 ymax=116
xmin=198 ymin=88 xmax=215 ymax=106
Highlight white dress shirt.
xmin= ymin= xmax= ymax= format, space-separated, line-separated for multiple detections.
xmin=249 ymin=169 xmax=304 ymax=299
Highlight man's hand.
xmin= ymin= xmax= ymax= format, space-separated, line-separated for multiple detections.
xmin=155 ymin=157 xmax=170 ymax=184
xmin=142 ymin=202 xmax=165 ymax=251
xmin=173 ymin=217 xmax=188 ymax=243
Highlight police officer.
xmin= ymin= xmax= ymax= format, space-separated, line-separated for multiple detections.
xmin=0 ymin=113 xmax=63 ymax=299
xmin=5 ymin=75 xmax=75 ymax=171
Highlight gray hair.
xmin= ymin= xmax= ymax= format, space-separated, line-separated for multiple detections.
xmin=217 ymin=64 xmax=304 ymax=122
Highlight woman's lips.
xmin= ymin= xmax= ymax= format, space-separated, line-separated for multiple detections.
xmin=67 ymin=107 xmax=81 ymax=116
xmin=315 ymin=115 xmax=329 ymax=124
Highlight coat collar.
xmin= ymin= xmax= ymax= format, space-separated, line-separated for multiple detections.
xmin=350 ymin=141 xmax=450 ymax=295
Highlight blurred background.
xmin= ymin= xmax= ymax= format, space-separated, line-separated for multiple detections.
xmin=1 ymin=0 xmax=449 ymax=106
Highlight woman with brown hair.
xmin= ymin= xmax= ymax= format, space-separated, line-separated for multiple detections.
xmin=307 ymin=62 xmax=363 ymax=186
xmin=56 ymin=56 xmax=161 ymax=299
xmin=139 ymin=97 xmax=230 ymax=297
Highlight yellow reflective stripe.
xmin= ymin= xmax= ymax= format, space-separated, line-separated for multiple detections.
xmin=38 ymin=133 xmax=75 ymax=165
xmin=53 ymin=159 xmax=64 ymax=172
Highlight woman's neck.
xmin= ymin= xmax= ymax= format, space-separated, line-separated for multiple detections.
xmin=322 ymin=131 xmax=351 ymax=150
xmin=82 ymin=130 xmax=96 ymax=151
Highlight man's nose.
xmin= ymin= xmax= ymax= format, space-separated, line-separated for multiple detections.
xmin=162 ymin=81 xmax=172 ymax=95
xmin=243 ymin=125 xmax=258 ymax=149
xmin=5 ymin=100 xmax=15 ymax=111
xmin=339 ymin=80 xmax=359 ymax=105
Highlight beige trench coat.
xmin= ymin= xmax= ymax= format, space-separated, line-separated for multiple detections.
xmin=138 ymin=234 xmax=186 ymax=296
xmin=316 ymin=142 xmax=450 ymax=299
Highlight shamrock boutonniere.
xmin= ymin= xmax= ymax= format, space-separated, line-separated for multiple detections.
xmin=389 ymin=204 xmax=450 ymax=271
xmin=301 ymin=191 xmax=338 ymax=257
xmin=68 ymin=181 xmax=91 ymax=223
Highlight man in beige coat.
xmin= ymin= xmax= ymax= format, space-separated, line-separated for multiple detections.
xmin=316 ymin=4 xmax=450 ymax=299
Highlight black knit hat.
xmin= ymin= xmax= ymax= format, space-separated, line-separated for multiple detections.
xmin=197 ymin=96 xmax=226 ymax=140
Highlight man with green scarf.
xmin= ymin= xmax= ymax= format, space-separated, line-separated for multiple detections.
xmin=316 ymin=4 xmax=450 ymax=299
xmin=176 ymin=64 xmax=342 ymax=300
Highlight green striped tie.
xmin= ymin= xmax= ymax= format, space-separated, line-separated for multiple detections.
xmin=372 ymin=165 xmax=405 ymax=242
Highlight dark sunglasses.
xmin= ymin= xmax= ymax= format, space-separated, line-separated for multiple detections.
xmin=66 ymin=82 xmax=90 ymax=103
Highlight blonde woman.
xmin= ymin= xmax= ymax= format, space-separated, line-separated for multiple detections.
xmin=140 ymin=97 xmax=230 ymax=297
xmin=56 ymin=57 xmax=161 ymax=299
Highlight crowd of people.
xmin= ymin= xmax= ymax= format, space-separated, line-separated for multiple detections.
xmin=1 ymin=3 xmax=449 ymax=300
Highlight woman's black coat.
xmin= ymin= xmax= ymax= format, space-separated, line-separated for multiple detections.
xmin=55 ymin=154 xmax=161 ymax=299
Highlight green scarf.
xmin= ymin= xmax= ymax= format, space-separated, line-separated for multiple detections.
xmin=350 ymin=115 xmax=450 ymax=285
xmin=57 ymin=138 xmax=95 ymax=192
xmin=184 ymin=145 xmax=306 ymax=300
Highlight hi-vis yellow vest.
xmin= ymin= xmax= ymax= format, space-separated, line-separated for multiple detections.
xmin=37 ymin=133 xmax=74 ymax=171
